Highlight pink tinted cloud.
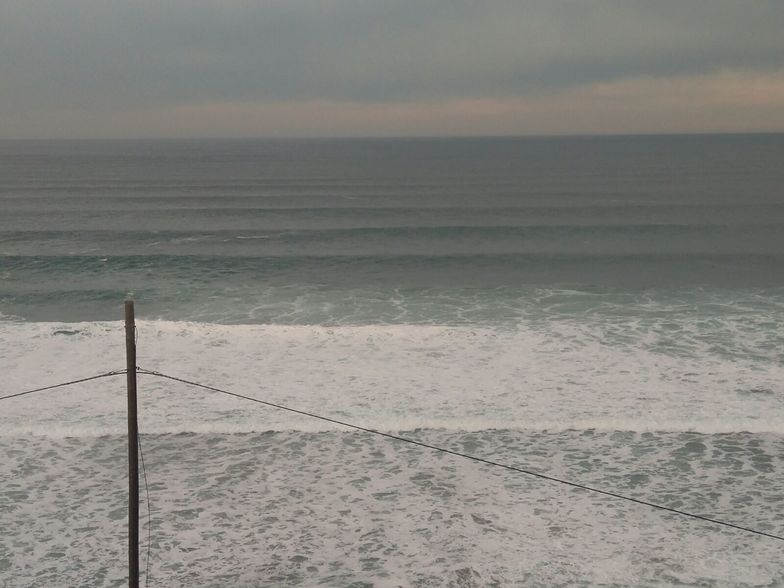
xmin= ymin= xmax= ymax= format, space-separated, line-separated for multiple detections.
xmin=3 ymin=69 xmax=783 ymax=138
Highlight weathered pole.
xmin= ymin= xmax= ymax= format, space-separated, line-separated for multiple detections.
xmin=124 ymin=300 xmax=139 ymax=588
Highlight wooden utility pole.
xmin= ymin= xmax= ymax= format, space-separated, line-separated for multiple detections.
xmin=125 ymin=300 xmax=139 ymax=588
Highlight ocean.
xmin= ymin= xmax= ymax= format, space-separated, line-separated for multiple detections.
xmin=1 ymin=135 xmax=783 ymax=587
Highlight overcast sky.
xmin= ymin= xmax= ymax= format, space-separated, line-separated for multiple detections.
xmin=1 ymin=0 xmax=783 ymax=138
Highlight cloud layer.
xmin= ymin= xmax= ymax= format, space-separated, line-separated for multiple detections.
xmin=1 ymin=1 xmax=783 ymax=137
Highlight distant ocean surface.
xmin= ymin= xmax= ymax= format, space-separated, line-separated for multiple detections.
xmin=1 ymin=135 xmax=783 ymax=587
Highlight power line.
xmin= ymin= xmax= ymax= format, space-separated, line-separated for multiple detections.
xmin=138 ymin=366 xmax=784 ymax=544
xmin=4 ymin=365 xmax=782 ymax=543
xmin=0 ymin=370 xmax=127 ymax=402
xmin=138 ymin=434 xmax=153 ymax=588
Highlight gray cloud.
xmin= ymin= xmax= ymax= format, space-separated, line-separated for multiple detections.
xmin=1 ymin=1 xmax=783 ymax=135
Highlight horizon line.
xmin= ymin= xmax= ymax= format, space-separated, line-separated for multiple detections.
xmin=2 ymin=130 xmax=783 ymax=142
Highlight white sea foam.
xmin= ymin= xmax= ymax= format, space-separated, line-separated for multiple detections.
xmin=3 ymin=318 xmax=782 ymax=585
xmin=1 ymin=320 xmax=782 ymax=437
xmin=1 ymin=430 xmax=783 ymax=586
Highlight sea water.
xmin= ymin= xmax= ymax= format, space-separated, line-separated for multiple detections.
xmin=1 ymin=135 xmax=783 ymax=586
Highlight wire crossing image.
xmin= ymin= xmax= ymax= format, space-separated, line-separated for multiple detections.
xmin=0 ymin=370 xmax=127 ymax=402
xmin=136 ymin=367 xmax=784 ymax=544
xmin=2 ymin=365 xmax=783 ymax=552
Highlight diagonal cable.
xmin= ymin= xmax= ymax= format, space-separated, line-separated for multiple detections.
xmin=0 ymin=370 xmax=127 ymax=402
xmin=137 ymin=367 xmax=784 ymax=543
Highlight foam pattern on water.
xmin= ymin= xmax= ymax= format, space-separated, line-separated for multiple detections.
xmin=1 ymin=320 xmax=782 ymax=436
xmin=1 ymin=430 xmax=782 ymax=587
xmin=1 ymin=319 xmax=783 ymax=586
